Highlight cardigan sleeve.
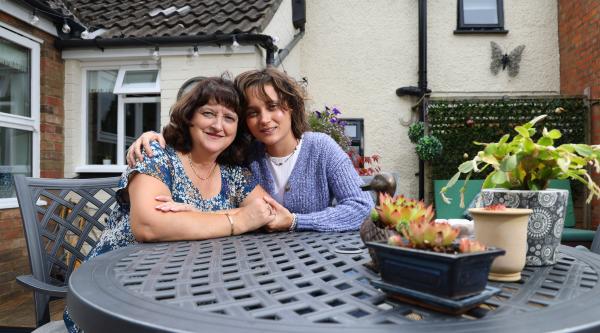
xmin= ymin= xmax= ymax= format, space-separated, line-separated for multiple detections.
xmin=295 ymin=138 xmax=375 ymax=232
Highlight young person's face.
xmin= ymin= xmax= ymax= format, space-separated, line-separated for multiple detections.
xmin=189 ymin=102 xmax=238 ymax=156
xmin=244 ymin=84 xmax=294 ymax=147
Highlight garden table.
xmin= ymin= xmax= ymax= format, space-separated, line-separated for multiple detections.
xmin=68 ymin=231 xmax=600 ymax=332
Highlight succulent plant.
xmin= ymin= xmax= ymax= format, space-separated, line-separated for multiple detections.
xmin=377 ymin=193 xmax=434 ymax=232
xmin=386 ymin=219 xmax=486 ymax=253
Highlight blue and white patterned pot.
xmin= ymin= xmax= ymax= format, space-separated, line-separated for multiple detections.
xmin=480 ymin=189 xmax=568 ymax=266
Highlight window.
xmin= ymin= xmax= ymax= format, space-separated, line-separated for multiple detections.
xmin=456 ymin=0 xmax=507 ymax=33
xmin=80 ymin=67 xmax=160 ymax=171
xmin=0 ymin=27 xmax=39 ymax=208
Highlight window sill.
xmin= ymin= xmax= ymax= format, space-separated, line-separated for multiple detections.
xmin=75 ymin=165 xmax=127 ymax=173
xmin=0 ymin=198 xmax=18 ymax=209
xmin=454 ymin=29 xmax=509 ymax=35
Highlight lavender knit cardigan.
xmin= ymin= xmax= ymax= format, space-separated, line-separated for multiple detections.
xmin=249 ymin=132 xmax=374 ymax=231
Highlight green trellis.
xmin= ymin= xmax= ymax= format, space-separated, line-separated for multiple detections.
xmin=428 ymin=97 xmax=588 ymax=180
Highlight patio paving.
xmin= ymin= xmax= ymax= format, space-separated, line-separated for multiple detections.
xmin=0 ymin=292 xmax=64 ymax=329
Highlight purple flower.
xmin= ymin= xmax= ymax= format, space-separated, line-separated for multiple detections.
xmin=330 ymin=117 xmax=338 ymax=124
xmin=339 ymin=120 xmax=347 ymax=126
xmin=314 ymin=111 xmax=322 ymax=118
xmin=332 ymin=107 xmax=341 ymax=115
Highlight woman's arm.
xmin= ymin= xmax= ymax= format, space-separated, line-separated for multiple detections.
xmin=127 ymin=131 xmax=165 ymax=166
xmin=128 ymin=174 xmax=274 ymax=242
xmin=294 ymin=138 xmax=375 ymax=232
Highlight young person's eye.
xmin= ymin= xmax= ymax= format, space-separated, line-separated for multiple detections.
xmin=246 ymin=110 xmax=258 ymax=117
xmin=268 ymin=103 xmax=278 ymax=111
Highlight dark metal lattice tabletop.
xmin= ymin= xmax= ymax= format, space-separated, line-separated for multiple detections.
xmin=68 ymin=231 xmax=600 ymax=333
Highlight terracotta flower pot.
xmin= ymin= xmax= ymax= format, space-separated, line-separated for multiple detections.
xmin=469 ymin=207 xmax=532 ymax=282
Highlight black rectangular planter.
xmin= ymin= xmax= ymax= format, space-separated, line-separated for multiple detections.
xmin=366 ymin=241 xmax=505 ymax=299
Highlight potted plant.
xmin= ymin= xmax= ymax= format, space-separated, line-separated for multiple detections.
xmin=469 ymin=204 xmax=532 ymax=282
xmin=102 ymin=155 xmax=112 ymax=165
xmin=440 ymin=115 xmax=600 ymax=266
xmin=364 ymin=193 xmax=505 ymax=300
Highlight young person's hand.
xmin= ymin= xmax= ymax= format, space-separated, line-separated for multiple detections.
xmin=127 ymin=131 xmax=166 ymax=167
xmin=154 ymin=195 xmax=200 ymax=212
xmin=262 ymin=196 xmax=294 ymax=232
xmin=232 ymin=197 xmax=276 ymax=234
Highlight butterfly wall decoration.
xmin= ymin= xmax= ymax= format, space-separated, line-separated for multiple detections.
xmin=490 ymin=41 xmax=525 ymax=77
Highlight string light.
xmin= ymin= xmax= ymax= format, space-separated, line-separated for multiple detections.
xmin=61 ymin=19 xmax=71 ymax=33
xmin=30 ymin=9 xmax=39 ymax=25
xmin=231 ymin=36 xmax=240 ymax=50
xmin=152 ymin=46 xmax=160 ymax=60
xmin=193 ymin=45 xmax=199 ymax=57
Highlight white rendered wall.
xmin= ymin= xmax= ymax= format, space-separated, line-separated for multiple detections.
xmin=298 ymin=0 xmax=559 ymax=198
xmin=159 ymin=51 xmax=262 ymax=128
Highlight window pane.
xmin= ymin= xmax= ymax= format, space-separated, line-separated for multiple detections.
xmin=0 ymin=127 xmax=32 ymax=199
xmin=463 ymin=0 xmax=498 ymax=24
xmin=123 ymin=70 xmax=158 ymax=85
xmin=0 ymin=36 xmax=30 ymax=117
xmin=87 ymin=70 xmax=118 ymax=164
xmin=124 ymin=102 xmax=160 ymax=158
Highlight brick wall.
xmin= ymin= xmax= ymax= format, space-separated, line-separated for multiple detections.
xmin=558 ymin=0 xmax=600 ymax=228
xmin=0 ymin=12 xmax=64 ymax=305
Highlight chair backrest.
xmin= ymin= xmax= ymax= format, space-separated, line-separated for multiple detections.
xmin=14 ymin=175 xmax=120 ymax=288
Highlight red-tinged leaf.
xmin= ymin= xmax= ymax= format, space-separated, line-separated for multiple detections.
xmin=365 ymin=156 xmax=372 ymax=164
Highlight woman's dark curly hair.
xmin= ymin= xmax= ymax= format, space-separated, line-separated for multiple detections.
xmin=162 ymin=76 xmax=248 ymax=165
xmin=234 ymin=68 xmax=309 ymax=140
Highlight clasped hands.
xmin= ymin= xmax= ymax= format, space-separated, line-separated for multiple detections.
xmin=154 ymin=195 xmax=294 ymax=232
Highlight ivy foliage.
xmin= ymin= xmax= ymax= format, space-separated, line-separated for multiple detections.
xmin=428 ymin=97 xmax=587 ymax=179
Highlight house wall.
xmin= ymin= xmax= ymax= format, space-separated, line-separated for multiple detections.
xmin=0 ymin=12 xmax=64 ymax=305
xmin=298 ymin=0 xmax=560 ymax=198
xmin=63 ymin=49 xmax=263 ymax=177
xmin=558 ymin=0 xmax=600 ymax=228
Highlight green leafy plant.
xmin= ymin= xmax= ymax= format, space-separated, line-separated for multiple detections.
xmin=415 ymin=135 xmax=443 ymax=161
xmin=440 ymin=115 xmax=600 ymax=206
xmin=408 ymin=121 xmax=425 ymax=143
xmin=428 ymin=97 xmax=586 ymax=180
xmin=374 ymin=193 xmax=485 ymax=253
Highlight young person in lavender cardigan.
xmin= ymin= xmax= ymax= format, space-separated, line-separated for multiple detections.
xmin=127 ymin=68 xmax=374 ymax=232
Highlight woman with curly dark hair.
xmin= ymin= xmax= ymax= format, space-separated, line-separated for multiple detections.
xmin=64 ymin=76 xmax=276 ymax=333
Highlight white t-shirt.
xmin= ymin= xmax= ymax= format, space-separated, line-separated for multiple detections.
xmin=266 ymin=138 xmax=303 ymax=203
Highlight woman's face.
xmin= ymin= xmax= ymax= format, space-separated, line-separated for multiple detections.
xmin=188 ymin=102 xmax=238 ymax=156
xmin=244 ymin=84 xmax=294 ymax=147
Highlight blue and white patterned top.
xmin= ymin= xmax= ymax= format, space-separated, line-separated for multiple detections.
xmin=86 ymin=141 xmax=257 ymax=261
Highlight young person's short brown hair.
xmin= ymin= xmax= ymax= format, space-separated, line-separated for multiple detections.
xmin=162 ymin=76 xmax=248 ymax=165
xmin=235 ymin=68 xmax=309 ymax=139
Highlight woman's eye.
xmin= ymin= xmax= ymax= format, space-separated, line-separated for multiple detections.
xmin=246 ymin=110 xmax=258 ymax=117
xmin=225 ymin=116 xmax=237 ymax=122
xmin=202 ymin=111 xmax=215 ymax=117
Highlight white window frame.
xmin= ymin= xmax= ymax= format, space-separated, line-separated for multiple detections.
xmin=76 ymin=63 xmax=160 ymax=173
xmin=0 ymin=26 xmax=40 ymax=209
xmin=113 ymin=67 xmax=160 ymax=94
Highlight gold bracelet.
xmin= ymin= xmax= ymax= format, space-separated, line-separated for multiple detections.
xmin=225 ymin=213 xmax=234 ymax=236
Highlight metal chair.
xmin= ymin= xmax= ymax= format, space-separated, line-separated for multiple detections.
xmin=13 ymin=175 xmax=120 ymax=328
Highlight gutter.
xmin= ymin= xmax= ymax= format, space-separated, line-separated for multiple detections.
xmin=55 ymin=33 xmax=278 ymax=66
xmin=396 ymin=0 xmax=431 ymax=200
xmin=273 ymin=30 xmax=305 ymax=67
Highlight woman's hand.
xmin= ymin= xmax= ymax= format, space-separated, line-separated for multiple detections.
xmin=231 ymin=197 xmax=276 ymax=234
xmin=127 ymin=131 xmax=166 ymax=167
xmin=154 ymin=195 xmax=200 ymax=212
xmin=262 ymin=196 xmax=294 ymax=232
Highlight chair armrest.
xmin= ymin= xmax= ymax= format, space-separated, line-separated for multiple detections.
xmin=16 ymin=275 xmax=68 ymax=298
